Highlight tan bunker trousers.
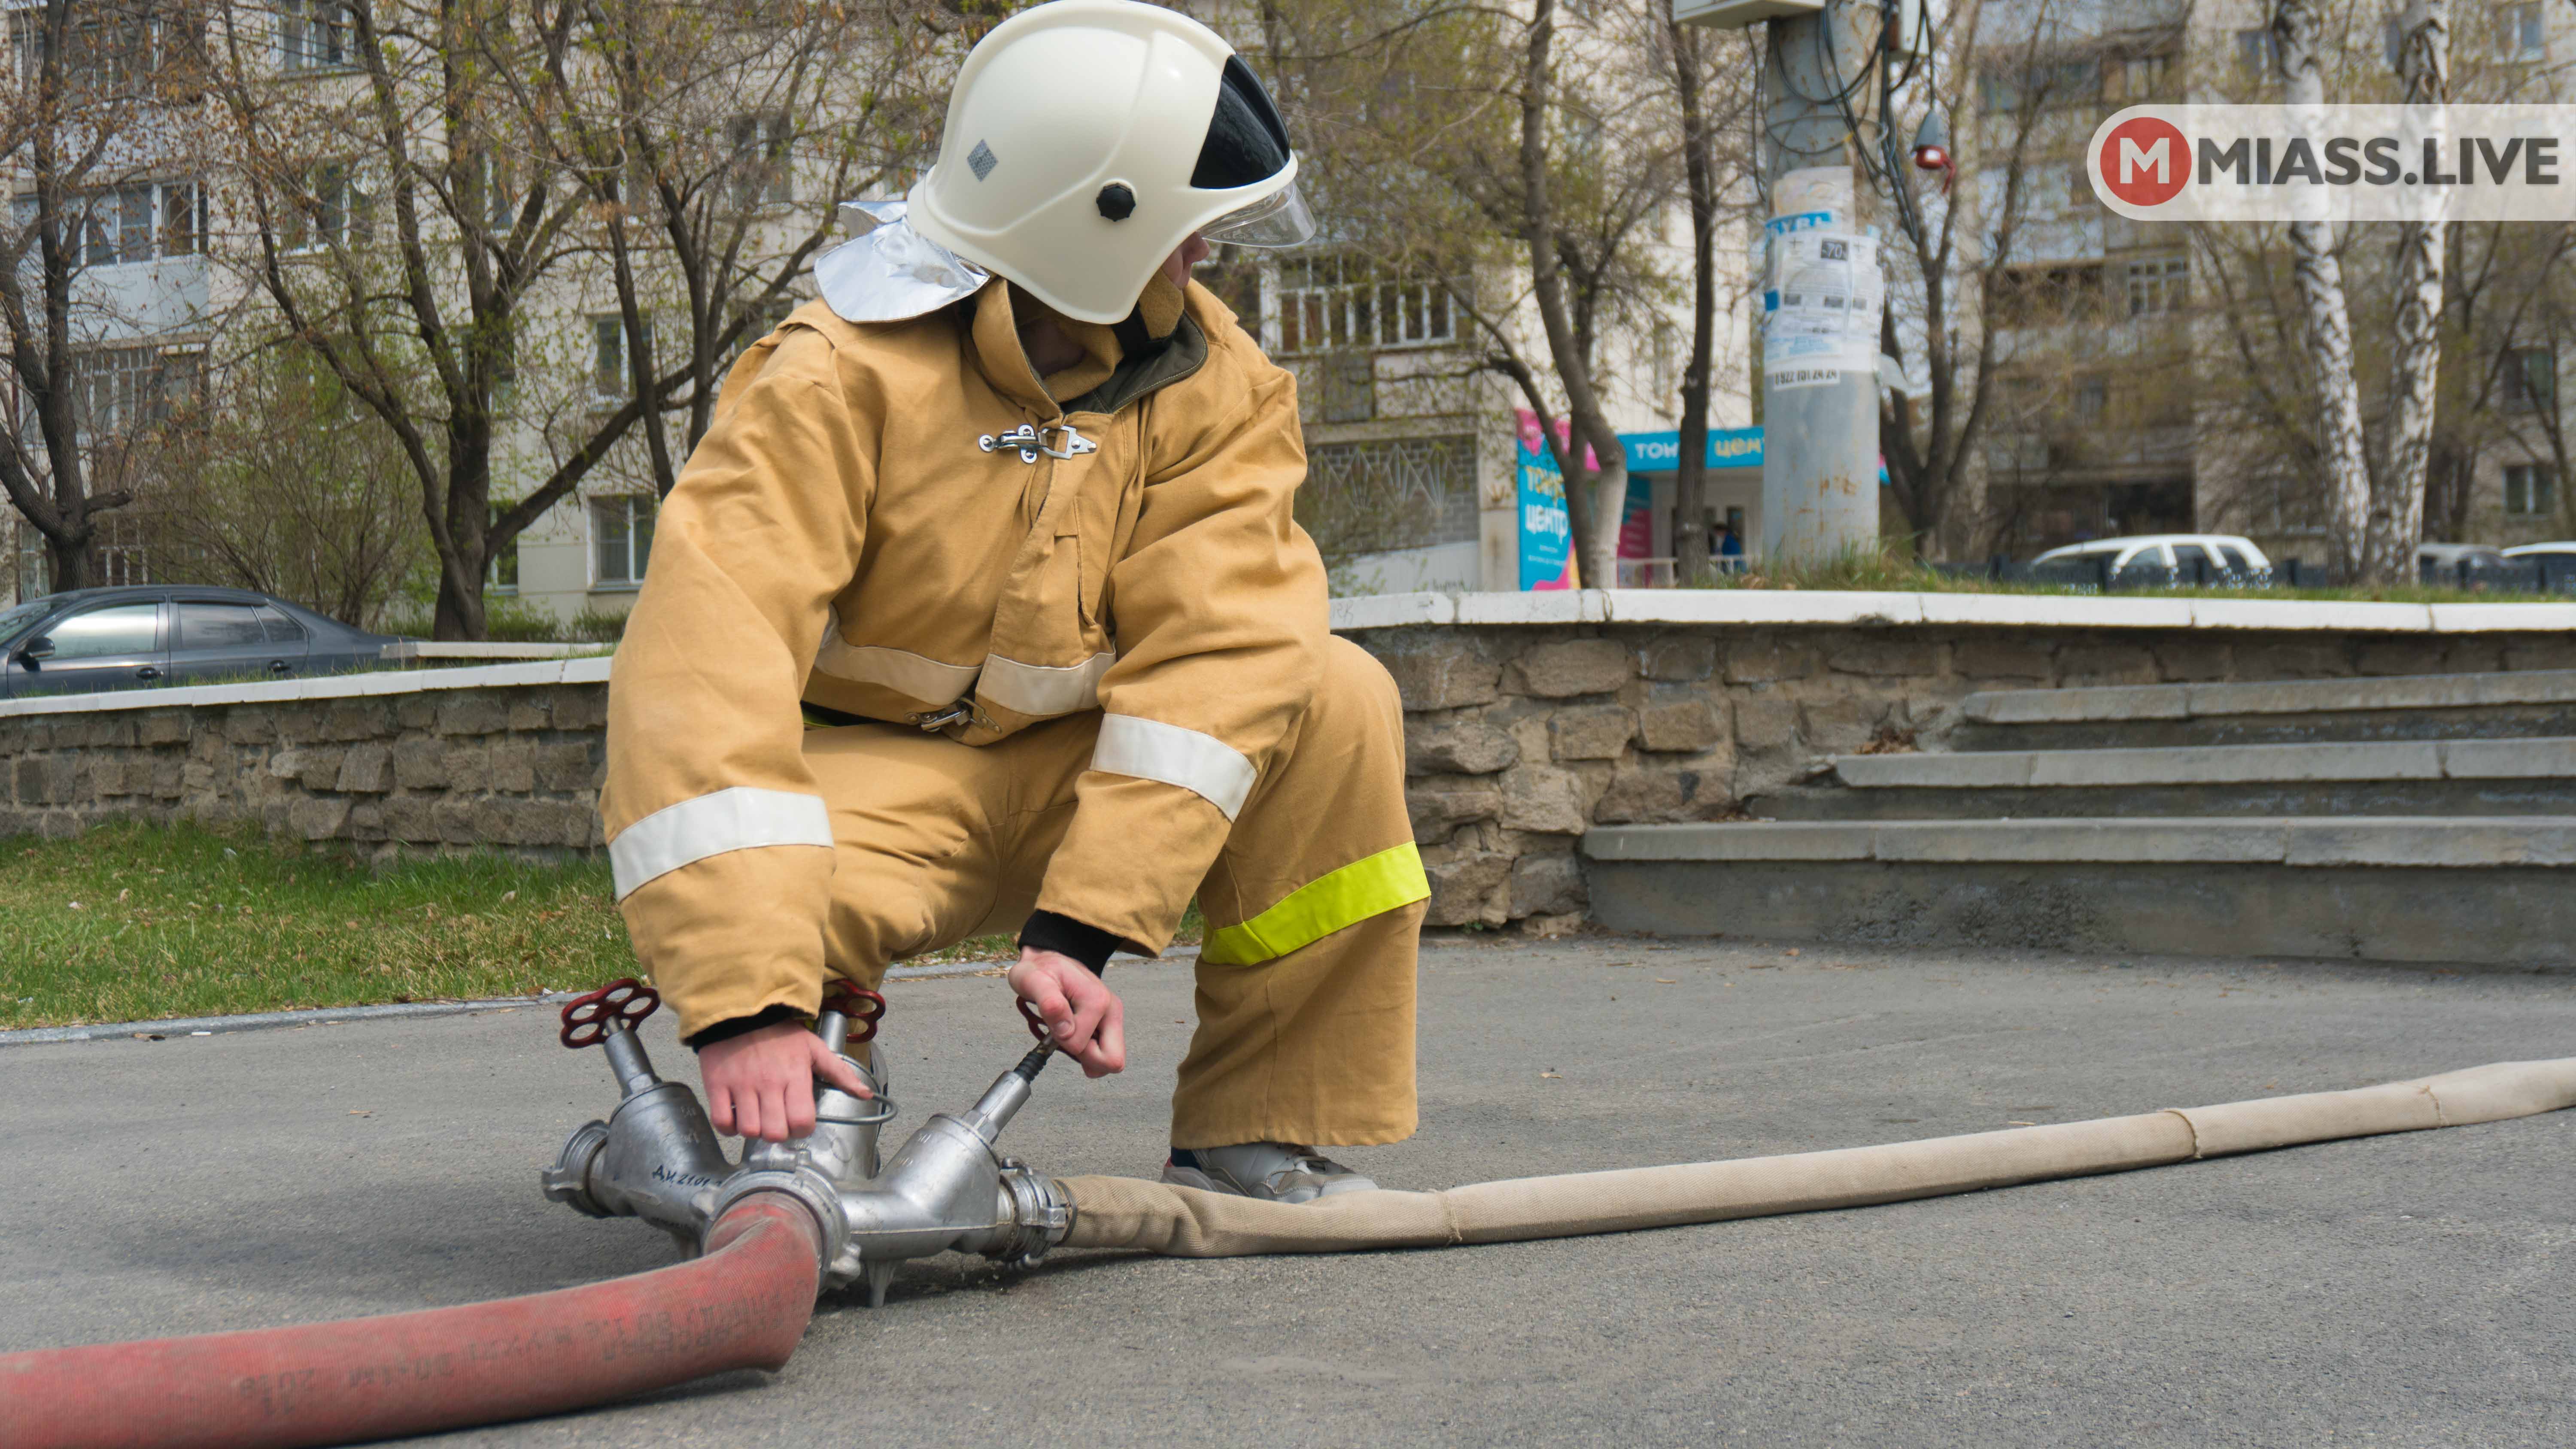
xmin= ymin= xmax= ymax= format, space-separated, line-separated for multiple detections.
xmin=808 ymin=637 xmax=1425 ymax=1149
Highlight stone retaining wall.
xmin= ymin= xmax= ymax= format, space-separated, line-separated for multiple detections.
xmin=0 ymin=676 xmax=608 ymax=858
xmin=1339 ymin=620 xmax=2576 ymax=932
xmin=6 ymin=600 xmax=2573 ymax=922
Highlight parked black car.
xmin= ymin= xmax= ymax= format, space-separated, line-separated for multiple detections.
xmin=0 ymin=587 xmax=397 ymax=699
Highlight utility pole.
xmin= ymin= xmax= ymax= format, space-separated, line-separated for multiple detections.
xmin=1679 ymin=0 xmax=1888 ymax=564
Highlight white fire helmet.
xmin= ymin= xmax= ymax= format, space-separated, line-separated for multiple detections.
xmin=905 ymin=0 xmax=1316 ymax=325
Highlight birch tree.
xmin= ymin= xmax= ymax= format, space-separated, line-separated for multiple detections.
xmin=2271 ymin=0 xmax=2374 ymax=577
xmin=2372 ymin=0 xmax=2447 ymax=580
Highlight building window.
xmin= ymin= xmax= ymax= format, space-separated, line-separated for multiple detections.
xmin=12 ymin=3 xmax=198 ymax=93
xmin=2126 ymin=254 xmax=2189 ymax=316
xmin=288 ymin=163 xmax=373 ymax=250
xmin=591 ymin=495 xmax=655 ymax=587
xmin=592 ymin=315 xmax=653 ymax=400
xmin=23 ymin=180 xmax=204 ymax=268
xmin=2505 ymin=464 xmax=2557 ymax=517
xmin=726 ymin=114 xmax=792 ymax=206
xmin=2072 ymin=376 xmax=2108 ymax=421
xmin=1978 ymin=59 xmax=2097 ymax=112
xmin=2501 ymin=347 xmax=2557 ymax=413
xmin=2501 ymin=4 xmax=2545 ymax=63
xmin=2105 ymin=54 xmax=2171 ymax=102
xmin=1989 ymin=263 xmax=2104 ymax=327
xmin=488 ymin=504 xmax=519 ymax=593
xmin=477 ymin=151 xmax=519 ymax=230
xmin=73 ymin=346 xmax=197 ymax=441
xmin=279 ymin=0 xmax=350 ymax=72
xmin=1651 ymin=319 xmax=1679 ymax=400
xmin=2235 ymin=29 xmax=2279 ymax=77
xmin=1273 ymin=254 xmax=1459 ymax=357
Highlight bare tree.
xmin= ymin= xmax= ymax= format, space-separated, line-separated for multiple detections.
xmin=1877 ymin=0 xmax=2073 ymax=559
xmin=516 ymin=0 xmax=936 ymax=499
xmin=0 ymin=0 xmax=199 ymax=591
xmin=1506 ymin=0 xmax=1639 ymax=588
xmin=150 ymin=345 xmax=426 ymax=625
xmin=1659 ymin=8 xmax=1757 ymax=582
xmin=207 ymin=0 xmax=673 ymax=639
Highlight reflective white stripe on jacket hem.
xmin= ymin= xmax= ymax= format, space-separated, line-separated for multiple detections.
xmin=608 ymin=787 xmax=835 ymax=900
xmin=1090 ymin=715 xmax=1259 ymax=821
xmin=813 ymin=635 xmax=980 ymax=704
xmin=981 ymin=652 xmax=1114 ymax=716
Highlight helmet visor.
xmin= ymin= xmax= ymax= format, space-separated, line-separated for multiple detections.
xmin=1201 ymin=179 xmax=1316 ymax=247
xmin=1192 ymin=56 xmax=1294 ymax=191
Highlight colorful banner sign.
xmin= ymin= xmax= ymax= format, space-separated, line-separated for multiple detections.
xmin=1616 ymin=427 xmax=1764 ymax=474
xmin=1514 ymin=412 xmax=1578 ymax=591
xmin=1513 ymin=412 xmax=1768 ymax=590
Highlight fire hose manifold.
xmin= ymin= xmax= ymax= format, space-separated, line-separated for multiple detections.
xmin=3 ymin=973 xmax=2573 ymax=1449
xmin=539 ymin=978 xmax=1075 ymax=1308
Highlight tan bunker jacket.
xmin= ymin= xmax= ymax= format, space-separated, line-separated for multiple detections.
xmin=601 ymin=281 xmax=1331 ymax=1038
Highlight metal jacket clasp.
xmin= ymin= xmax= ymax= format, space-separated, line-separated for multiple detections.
xmin=978 ymin=422 xmax=1097 ymax=464
xmin=909 ymin=699 xmax=985 ymax=732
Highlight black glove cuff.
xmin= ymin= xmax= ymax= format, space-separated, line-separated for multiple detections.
xmin=683 ymin=1001 xmax=809 ymax=1050
xmin=1018 ymin=909 xmax=1121 ymax=974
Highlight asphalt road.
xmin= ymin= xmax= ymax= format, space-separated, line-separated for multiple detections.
xmin=4 ymin=935 xmax=2572 ymax=1448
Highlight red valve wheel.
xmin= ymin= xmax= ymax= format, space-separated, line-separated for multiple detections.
xmin=820 ymin=984 xmax=887 ymax=1045
xmin=559 ymin=977 xmax=660 ymax=1049
xmin=1016 ymin=995 xmax=1052 ymax=1045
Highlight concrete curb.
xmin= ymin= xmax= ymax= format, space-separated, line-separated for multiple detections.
xmin=0 ymin=948 xmax=1198 ymax=1048
xmin=1962 ymin=669 xmax=2576 ymax=726
xmin=1328 ymin=589 xmax=2576 ymax=635
xmin=1829 ymin=736 xmax=2576 ymax=789
xmin=1583 ymin=816 xmax=2576 ymax=868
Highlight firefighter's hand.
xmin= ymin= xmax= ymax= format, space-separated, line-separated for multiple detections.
xmin=1008 ymin=948 xmax=1128 ymax=1078
xmin=696 ymin=1019 xmax=871 ymax=1142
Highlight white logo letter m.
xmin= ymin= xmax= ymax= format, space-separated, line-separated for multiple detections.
xmin=2118 ymin=136 xmax=2172 ymax=185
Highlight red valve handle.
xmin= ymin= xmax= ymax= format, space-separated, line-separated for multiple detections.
xmin=1016 ymin=995 xmax=1051 ymax=1046
xmin=820 ymin=983 xmax=887 ymax=1045
xmin=559 ymin=977 xmax=660 ymax=1049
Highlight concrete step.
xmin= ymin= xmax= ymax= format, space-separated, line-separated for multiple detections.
xmin=1747 ymin=737 xmax=2576 ymax=820
xmin=1953 ymin=669 xmax=2576 ymax=750
xmin=1582 ymin=818 xmax=2576 ymax=967
xmin=1750 ymin=778 xmax=2576 ymax=820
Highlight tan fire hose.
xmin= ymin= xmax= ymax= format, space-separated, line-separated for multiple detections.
xmin=7 ymin=1057 xmax=2569 ymax=1448
xmin=1058 ymin=1058 xmax=2576 ymax=1256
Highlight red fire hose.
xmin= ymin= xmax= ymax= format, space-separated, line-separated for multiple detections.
xmin=0 ymin=1195 xmax=823 ymax=1449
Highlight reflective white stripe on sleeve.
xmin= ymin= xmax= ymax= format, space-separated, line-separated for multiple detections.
xmin=980 ymin=651 xmax=1114 ymax=717
xmin=1089 ymin=714 xmax=1259 ymax=821
xmin=813 ymin=634 xmax=981 ymax=705
xmin=608 ymin=786 xmax=835 ymax=900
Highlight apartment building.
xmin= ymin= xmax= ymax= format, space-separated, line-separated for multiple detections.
xmin=5 ymin=0 xmax=852 ymax=627
xmin=1972 ymin=0 xmax=2576 ymax=563
xmin=9 ymin=0 xmax=1752 ymax=621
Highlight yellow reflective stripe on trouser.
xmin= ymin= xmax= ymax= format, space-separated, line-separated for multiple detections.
xmin=1200 ymin=842 xmax=1431 ymax=967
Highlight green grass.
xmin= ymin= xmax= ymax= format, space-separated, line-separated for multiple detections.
xmin=0 ymin=822 xmax=1196 ymax=1030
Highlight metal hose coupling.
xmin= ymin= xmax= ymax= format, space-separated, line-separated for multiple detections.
xmin=543 ymin=977 xmax=1075 ymax=1308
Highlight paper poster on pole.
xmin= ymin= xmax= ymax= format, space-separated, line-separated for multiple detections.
xmin=1761 ymin=230 xmax=1882 ymax=392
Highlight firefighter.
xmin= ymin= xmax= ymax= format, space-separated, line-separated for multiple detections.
xmin=600 ymin=0 xmax=1426 ymax=1202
